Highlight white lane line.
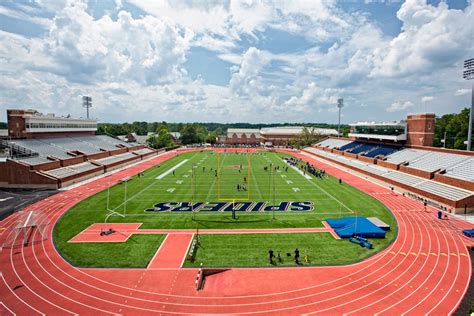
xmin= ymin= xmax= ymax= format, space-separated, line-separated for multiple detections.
xmin=155 ymin=159 xmax=189 ymax=180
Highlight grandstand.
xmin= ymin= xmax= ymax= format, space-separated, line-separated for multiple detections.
xmin=0 ymin=109 xmax=157 ymax=189
xmin=304 ymin=145 xmax=473 ymax=212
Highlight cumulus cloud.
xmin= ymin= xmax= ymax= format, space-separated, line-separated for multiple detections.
xmin=371 ymin=0 xmax=474 ymax=78
xmin=387 ymin=101 xmax=414 ymax=112
xmin=455 ymin=89 xmax=470 ymax=96
xmin=42 ymin=2 xmax=192 ymax=85
xmin=421 ymin=96 xmax=433 ymax=103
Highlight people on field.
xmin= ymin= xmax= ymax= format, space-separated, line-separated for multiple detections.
xmin=269 ymin=249 xmax=275 ymax=264
xmin=294 ymin=248 xmax=300 ymax=264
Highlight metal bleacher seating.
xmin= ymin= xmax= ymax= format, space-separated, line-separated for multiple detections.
xmin=43 ymin=138 xmax=102 ymax=154
xmin=42 ymin=162 xmax=99 ymax=179
xmin=316 ymin=139 xmax=353 ymax=149
xmin=413 ymin=180 xmax=472 ymax=201
xmin=384 ymin=149 xmax=429 ymax=165
xmin=133 ymin=148 xmax=154 ymax=155
xmin=95 ymin=152 xmax=137 ymax=165
xmin=304 ymin=147 xmax=473 ymax=202
xmin=444 ymin=158 xmax=474 ymax=182
xmin=12 ymin=139 xmax=70 ymax=159
xmin=407 ymin=151 xmax=471 ymax=173
xmin=17 ymin=156 xmax=51 ymax=165
xmin=364 ymin=146 xmax=400 ymax=158
xmin=381 ymin=171 xmax=424 ymax=186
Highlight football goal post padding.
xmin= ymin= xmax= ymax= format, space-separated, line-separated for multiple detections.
xmin=2 ymin=211 xmax=50 ymax=248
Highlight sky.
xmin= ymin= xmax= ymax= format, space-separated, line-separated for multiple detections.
xmin=0 ymin=0 xmax=473 ymax=124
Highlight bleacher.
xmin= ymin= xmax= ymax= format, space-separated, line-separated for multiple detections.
xmin=381 ymin=171 xmax=424 ymax=186
xmin=364 ymin=146 xmax=399 ymax=158
xmin=384 ymin=149 xmax=429 ymax=165
xmin=42 ymin=137 xmax=102 ymax=154
xmin=95 ymin=152 xmax=137 ymax=165
xmin=72 ymin=136 xmax=127 ymax=151
xmin=42 ymin=162 xmax=99 ymax=179
xmin=339 ymin=142 xmax=361 ymax=152
xmin=316 ymin=138 xmax=353 ymax=149
xmin=133 ymin=148 xmax=154 ymax=155
xmin=17 ymin=156 xmax=51 ymax=165
xmin=11 ymin=139 xmax=71 ymax=159
xmin=413 ymin=180 xmax=472 ymax=201
xmin=444 ymin=158 xmax=474 ymax=182
xmin=304 ymin=147 xmax=473 ymax=202
xmin=407 ymin=151 xmax=471 ymax=173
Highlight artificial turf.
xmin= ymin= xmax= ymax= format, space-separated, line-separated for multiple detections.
xmin=53 ymin=150 xmax=397 ymax=268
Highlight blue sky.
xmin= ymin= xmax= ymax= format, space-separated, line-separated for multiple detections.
xmin=0 ymin=0 xmax=473 ymax=124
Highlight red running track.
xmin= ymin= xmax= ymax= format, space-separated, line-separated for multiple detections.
xmin=0 ymin=149 xmax=472 ymax=315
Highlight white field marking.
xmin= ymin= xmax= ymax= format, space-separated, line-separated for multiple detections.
xmin=176 ymin=180 xmax=183 ymax=184
xmin=0 ymin=302 xmax=14 ymax=315
xmin=1 ymin=269 xmax=42 ymax=314
xmin=292 ymin=188 xmax=300 ymax=192
xmin=0 ymin=197 xmax=13 ymax=202
xmin=277 ymin=170 xmax=281 ymax=173
xmin=285 ymin=161 xmax=312 ymax=180
xmin=205 ymin=153 xmax=227 ymax=201
xmin=188 ymin=170 xmax=193 ymax=173
xmin=166 ymin=188 xmax=176 ymax=193
xmin=281 ymin=174 xmax=287 ymax=178
xmin=179 ymin=233 xmax=196 ymax=268
xmin=183 ymin=174 xmax=189 ymax=178
xmin=155 ymin=159 xmax=189 ymax=180
xmin=286 ymin=180 xmax=293 ymax=184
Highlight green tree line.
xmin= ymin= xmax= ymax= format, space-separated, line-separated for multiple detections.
xmin=433 ymin=107 xmax=473 ymax=151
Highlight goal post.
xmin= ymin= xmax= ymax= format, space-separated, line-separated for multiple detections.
xmin=2 ymin=211 xmax=50 ymax=248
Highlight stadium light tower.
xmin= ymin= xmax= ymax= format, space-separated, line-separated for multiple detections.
xmin=463 ymin=58 xmax=474 ymax=151
xmin=82 ymin=96 xmax=92 ymax=119
xmin=337 ymin=98 xmax=344 ymax=137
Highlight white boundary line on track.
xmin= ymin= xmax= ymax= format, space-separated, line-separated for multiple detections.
xmin=0 ymin=301 xmax=15 ymax=315
xmin=179 ymin=233 xmax=196 ymax=268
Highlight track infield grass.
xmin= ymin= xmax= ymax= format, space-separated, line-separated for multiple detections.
xmin=53 ymin=150 xmax=397 ymax=268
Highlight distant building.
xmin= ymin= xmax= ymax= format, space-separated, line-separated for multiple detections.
xmin=7 ymin=109 xmax=97 ymax=139
xmin=348 ymin=113 xmax=435 ymax=147
xmin=219 ymin=126 xmax=338 ymax=146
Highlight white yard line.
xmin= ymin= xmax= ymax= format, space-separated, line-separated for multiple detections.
xmin=155 ymin=159 xmax=189 ymax=180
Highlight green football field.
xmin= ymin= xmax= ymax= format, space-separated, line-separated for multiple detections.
xmin=54 ymin=150 xmax=397 ymax=268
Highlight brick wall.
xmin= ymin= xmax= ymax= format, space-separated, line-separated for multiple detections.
xmin=377 ymin=160 xmax=399 ymax=170
xmin=358 ymin=155 xmax=375 ymax=164
xmin=399 ymin=165 xmax=433 ymax=179
xmin=433 ymin=173 xmax=474 ymax=191
xmin=0 ymin=160 xmax=59 ymax=189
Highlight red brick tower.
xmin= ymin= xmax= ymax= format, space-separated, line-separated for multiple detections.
xmin=406 ymin=113 xmax=436 ymax=147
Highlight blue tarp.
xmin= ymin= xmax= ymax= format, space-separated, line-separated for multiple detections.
xmin=326 ymin=217 xmax=386 ymax=238
xmin=463 ymin=229 xmax=474 ymax=238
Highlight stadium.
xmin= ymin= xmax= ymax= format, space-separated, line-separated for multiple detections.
xmin=0 ymin=1 xmax=473 ymax=315
xmin=0 ymin=103 xmax=472 ymax=314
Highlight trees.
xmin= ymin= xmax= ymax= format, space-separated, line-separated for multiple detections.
xmin=434 ymin=107 xmax=472 ymax=150
xmin=146 ymin=124 xmax=175 ymax=149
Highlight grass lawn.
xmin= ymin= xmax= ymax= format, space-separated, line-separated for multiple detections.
xmin=53 ymin=150 xmax=397 ymax=268
xmin=184 ymin=232 xmax=389 ymax=268
xmin=57 ymin=234 xmax=166 ymax=268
